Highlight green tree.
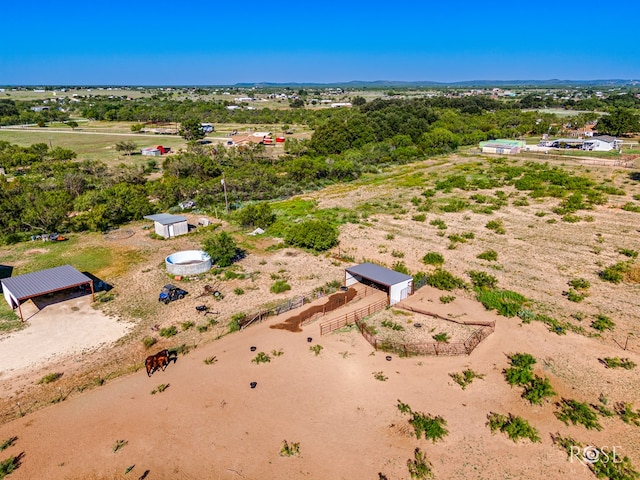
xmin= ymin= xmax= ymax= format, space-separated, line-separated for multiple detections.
xmin=202 ymin=231 xmax=240 ymax=267
xmin=235 ymin=202 xmax=276 ymax=229
xmin=66 ymin=120 xmax=79 ymax=130
xmin=596 ymin=108 xmax=640 ymax=136
xmin=179 ymin=118 xmax=206 ymax=142
xmin=115 ymin=140 xmax=137 ymax=157
xmin=419 ymin=128 xmax=459 ymax=155
xmin=284 ymin=219 xmax=338 ymax=252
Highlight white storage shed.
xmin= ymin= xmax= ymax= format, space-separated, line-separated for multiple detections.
xmin=144 ymin=214 xmax=189 ymax=238
xmin=344 ymin=262 xmax=413 ymax=305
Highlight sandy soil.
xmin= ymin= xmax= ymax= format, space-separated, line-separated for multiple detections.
xmin=1 ymin=154 xmax=639 ymax=479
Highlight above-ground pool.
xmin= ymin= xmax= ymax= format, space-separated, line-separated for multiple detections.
xmin=165 ymin=250 xmax=212 ymax=276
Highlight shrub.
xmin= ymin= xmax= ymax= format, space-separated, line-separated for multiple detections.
xmin=373 ymin=371 xmax=388 ymax=381
xmin=279 ymin=440 xmax=300 ymax=457
xmin=565 ymin=289 xmax=585 ymax=303
xmin=197 ymin=324 xmax=208 ymax=333
xmin=0 ymin=438 xmax=16 ymax=452
xmin=432 ymin=332 xmax=450 ymax=343
xmin=601 ymin=357 xmax=637 ymax=369
xmin=112 ymin=439 xmax=128 ymax=453
xmin=412 ymin=213 xmax=427 ymax=222
xmin=391 ymin=249 xmax=404 ymax=258
xmin=0 ymin=455 xmax=20 ymax=478
xmin=181 ymin=321 xmax=195 ymax=331
xmin=422 ymin=252 xmax=444 ymax=266
xmin=487 ymin=412 xmax=540 ymax=443
xmin=615 ymin=402 xmax=640 ymax=426
xmin=591 ymin=314 xmax=615 ymax=332
xmin=522 ymin=375 xmax=556 ymax=405
xmin=202 ymin=231 xmax=241 ymax=268
xmin=477 ymin=249 xmax=498 ymax=261
xmin=426 ymin=269 xmax=466 ymax=291
xmin=439 ymin=295 xmax=455 ymax=304
xmin=396 ymin=400 xmax=448 ymax=442
xmin=503 ymin=353 xmax=536 ymax=386
xmin=449 ymin=369 xmax=485 ymax=390
xmin=485 ymin=219 xmax=505 ymax=234
xmin=252 ymin=352 xmax=271 ymax=364
xmin=406 ymin=448 xmax=434 ymax=480
xmin=151 ymin=383 xmax=169 ymax=395
xmin=618 ymin=248 xmax=639 ymax=258
xmin=309 ymin=344 xmax=323 ymax=356
xmin=159 ymin=326 xmax=178 ymax=338
xmin=142 ymin=336 xmax=157 ymax=349
xmin=203 ymin=356 xmax=217 ymax=365
xmin=555 ymin=398 xmax=602 ymax=430
xmin=392 ymin=261 xmax=409 ymax=274
xmin=38 ymin=373 xmax=63 ymax=384
xmin=284 ymin=219 xmax=339 ymax=252
xmin=569 ymin=278 xmax=590 ymax=290
xmin=599 ymin=262 xmax=630 ymax=283
xmin=235 ymin=202 xmax=276 ymax=229
xmin=467 ymin=270 xmax=498 ymax=289
xmin=270 ymin=280 xmax=291 ymax=294
xmin=228 ymin=312 xmax=246 ymax=332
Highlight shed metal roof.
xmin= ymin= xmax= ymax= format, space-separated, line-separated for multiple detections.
xmin=345 ymin=262 xmax=412 ymax=287
xmin=144 ymin=213 xmax=188 ymax=225
xmin=1 ymin=265 xmax=92 ymax=301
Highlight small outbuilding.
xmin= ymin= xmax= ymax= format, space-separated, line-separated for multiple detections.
xmin=1 ymin=265 xmax=94 ymax=320
xmin=345 ymin=262 xmax=413 ymax=305
xmin=144 ymin=213 xmax=189 ymax=238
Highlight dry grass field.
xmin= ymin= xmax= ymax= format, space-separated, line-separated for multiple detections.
xmin=0 ymin=151 xmax=639 ymax=479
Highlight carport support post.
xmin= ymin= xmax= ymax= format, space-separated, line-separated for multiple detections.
xmin=17 ymin=302 xmax=24 ymax=322
xmin=90 ymin=281 xmax=95 ymax=302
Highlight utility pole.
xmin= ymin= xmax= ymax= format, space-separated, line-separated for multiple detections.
xmin=221 ymin=177 xmax=229 ymax=214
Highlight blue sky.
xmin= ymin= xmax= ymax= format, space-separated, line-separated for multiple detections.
xmin=1 ymin=0 xmax=638 ymax=85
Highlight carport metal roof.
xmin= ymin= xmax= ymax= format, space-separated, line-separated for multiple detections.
xmin=1 ymin=265 xmax=93 ymax=320
xmin=345 ymin=263 xmax=412 ymax=287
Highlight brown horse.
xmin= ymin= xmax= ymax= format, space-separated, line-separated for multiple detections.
xmin=145 ymin=349 xmax=170 ymax=377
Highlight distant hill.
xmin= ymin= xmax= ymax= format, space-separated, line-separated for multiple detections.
xmin=235 ymin=79 xmax=640 ymax=88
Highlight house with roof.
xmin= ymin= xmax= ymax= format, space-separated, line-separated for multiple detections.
xmin=144 ymin=214 xmax=188 ymax=238
xmin=479 ymin=139 xmax=525 ymax=155
xmin=582 ymin=135 xmax=622 ymax=152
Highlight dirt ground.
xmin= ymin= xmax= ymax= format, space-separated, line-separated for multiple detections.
xmin=0 ymin=154 xmax=639 ymax=479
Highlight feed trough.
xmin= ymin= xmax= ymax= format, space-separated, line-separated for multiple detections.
xmin=165 ymin=250 xmax=212 ymax=276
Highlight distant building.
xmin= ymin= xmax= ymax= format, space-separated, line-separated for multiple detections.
xmin=479 ymin=139 xmax=525 ymax=155
xmin=331 ymin=102 xmax=352 ymax=108
xmin=582 ymin=135 xmax=622 ymax=152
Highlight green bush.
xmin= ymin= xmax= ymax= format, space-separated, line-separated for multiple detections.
xmin=503 ymin=353 xmax=536 ymax=386
xmin=487 ymin=412 xmax=540 ymax=443
xmin=181 ymin=321 xmax=195 ymax=331
xmin=432 ymin=332 xmax=450 ymax=343
xmin=202 ymin=231 xmax=241 ymax=268
xmin=449 ymin=369 xmax=485 ymax=390
xmin=555 ymin=398 xmax=602 ymax=430
xmin=429 ymin=219 xmax=447 ymax=230
xmin=233 ymin=288 xmax=245 ymax=295
xmin=426 ymin=269 xmax=466 ymax=291
xmin=397 ymin=400 xmax=448 ymax=443
xmin=252 ymin=352 xmax=271 ymax=364
xmin=522 ymin=375 xmax=556 ymax=405
xmin=284 ymin=219 xmax=338 ymax=252
xmin=392 ymin=261 xmax=409 ymax=274
xmin=439 ymin=295 xmax=455 ymax=304
xmin=618 ymin=248 xmax=639 ymax=258
xmin=601 ymin=357 xmax=637 ymax=369
xmin=591 ymin=314 xmax=615 ymax=332
xmin=142 ymin=336 xmax=157 ymax=349
xmin=270 ymin=280 xmax=291 ymax=294
xmin=406 ymin=448 xmax=434 ymax=480
xmin=38 ymin=372 xmax=63 ymax=384
xmin=235 ymin=202 xmax=276 ymax=229
xmin=422 ymin=252 xmax=444 ymax=266
xmin=0 ymin=455 xmax=20 ymax=478
xmin=477 ymin=249 xmax=498 ymax=261
xmin=159 ymin=326 xmax=178 ymax=338
xmin=568 ymin=278 xmax=590 ymax=289
xmin=485 ymin=219 xmax=505 ymax=234
xmin=565 ymin=288 xmax=585 ymax=302
xmin=412 ymin=213 xmax=427 ymax=222
xmin=381 ymin=320 xmax=404 ymax=331
xmin=599 ymin=262 xmax=630 ymax=283
xmin=467 ymin=270 xmax=498 ymax=289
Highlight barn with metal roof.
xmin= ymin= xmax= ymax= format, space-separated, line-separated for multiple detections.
xmin=344 ymin=262 xmax=413 ymax=305
xmin=1 ymin=265 xmax=94 ymax=320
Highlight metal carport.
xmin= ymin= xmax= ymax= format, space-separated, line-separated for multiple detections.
xmin=344 ymin=262 xmax=413 ymax=305
xmin=1 ymin=265 xmax=94 ymax=321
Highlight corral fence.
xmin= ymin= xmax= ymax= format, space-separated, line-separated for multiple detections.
xmin=319 ymin=298 xmax=388 ymax=336
xmin=354 ymin=319 xmax=495 ymax=357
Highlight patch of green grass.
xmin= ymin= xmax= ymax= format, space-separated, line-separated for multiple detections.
xmin=159 ymin=326 xmax=178 ymax=338
xmin=429 ymin=219 xmax=447 ymax=230
xmin=485 ymin=219 xmax=505 ymax=234
xmin=565 ymin=288 xmax=585 ymax=302
xmin=467 ymin=270 xmax=498 ymax=289
xmin=439 ymin=295 xmax=455 ymax=304
xmin=181 ymin=320 xmax=195 ymax=331
xmin=432 ymin=332 xmax=450 ymax=343
xmin=151 ymin=383 xmax=169 ymax=395
xmin=270 ymin=280 xmax=291 ymax=294
xmin=569 ymin=278 xmax=590 ymax=289
xmin=476 ymin=249 xmax=498 ymax=261
xmin=449 ymin=369 xmax=485 ymax=390
xmin=381 ymin=320 xmax=405 ymax=331
xmin=279 ymin=440 xmax=300 ymax=457
xmin=487 ymin=412 xmax=540 ymax=443
xmin=615 ymin=402 xmax=640 ymax=426
xmin=476 ymin=288 xmax=526 ymax=317
xmin=618 ymin=248 xmax=639 ymax=259
xmin=142 ymin=336 xmax=157 ymax=349
xmin=599 ymin=261 xmax=631 ymax=283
